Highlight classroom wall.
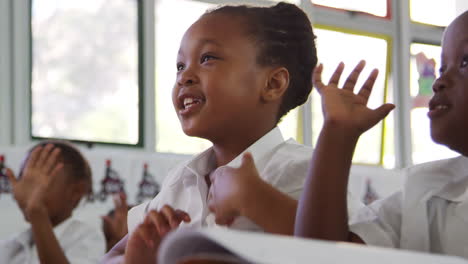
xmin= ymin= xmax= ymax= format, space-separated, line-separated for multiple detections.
xmin=0 ymin=145 xmax=405 ymax=240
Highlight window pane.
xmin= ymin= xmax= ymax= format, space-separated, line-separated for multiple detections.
xmin=155 ymin=0 xmax=301 ymax=154
xmin=312 ymin=28 xmax=389 ymax=165
xmin=31 ymin=0 xmax=139 ymax=145
xmin=312 ymin=0 xmax=388 ymax=17
xmin=410 ymin=0 xmax=468 ymax=27
xmin=278 ymin=109 xmax=300 ymax=143
xmin=410 ymin=43 xmax=458 ymax=164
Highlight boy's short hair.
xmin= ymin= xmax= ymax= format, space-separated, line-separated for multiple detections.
xmin=20 ymin=140 xmax=92 ymax=195
xmin=206 ymin=2 xmax=317 ymax=121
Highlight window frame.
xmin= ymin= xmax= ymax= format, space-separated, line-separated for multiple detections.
xmin=28 ymin=0 xmax=147 ymax=148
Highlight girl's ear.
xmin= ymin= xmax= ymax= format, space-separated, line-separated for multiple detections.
xmin=261 ymin=67 xmax=290 ymax=103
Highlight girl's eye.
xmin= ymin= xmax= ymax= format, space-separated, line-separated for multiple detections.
xmin=177 ymin=63 xmax=185 ymax=72
xmin=439 ymin=65 xmax=446 ymax=75
xmin=461 ymin=55 xmax=468 ymax=68
xmin=201 ymin=54 xmax=216 ymax=63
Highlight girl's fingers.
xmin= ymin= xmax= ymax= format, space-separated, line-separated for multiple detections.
xmin=312 ymin=64 xmax=325 ymax=93
xmin=135 ymin=222 xmax=157 ymax=249
xmin=343 ymin=60 xmax=366 ymax=92
xmin=147 ymin=210 xmax=171 ymax=236
xmin=160 ymin=205 xmax=179 ymax=229
xmin=358 ymin=69 xmax=379 ymax=103
xmin=5 ymin=168 xmax=17 ymax=186
xmin=26 ymin=146 xmax=43 ymax=170
xmin=49 ymin=163 xmax=64 ymax=179
xmin=42 ymin=148 xmax=62 ymax=175
xmin=35 ymin=144 xmax=54 ymax=169
xmin=328 ymin=62 xmax=345 ymax=87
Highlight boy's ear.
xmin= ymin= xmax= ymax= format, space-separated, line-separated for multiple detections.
xmin=261 ymin=67 xmax=289 ymax=103
xmin=71 ymin=181 xmax=88 ymax=207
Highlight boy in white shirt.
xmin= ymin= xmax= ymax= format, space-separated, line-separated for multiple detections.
xmin=295 ymin=10 xmax=468 ymax=259
xmin=0 ymin=141 xmax=105 ymax=264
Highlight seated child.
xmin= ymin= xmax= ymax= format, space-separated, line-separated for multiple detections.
xmin=0 ymin=141 xmax=105 ymax=264
xmin=294 ymin=10 xmax=468 ymax=259
xmin=102 ymin=2 xmax=357 ymax=264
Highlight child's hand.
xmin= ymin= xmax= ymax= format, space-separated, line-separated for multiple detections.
xmin=124 ymin=205 xmax=190 ymax=264
xmin=102 ymin=192 xmax=129 ymax=250
xmin=207 ymin=152 xmax=262 ymax=225
xmin=314 ymin=61 xmax=395 ymax=137
xmin=6 ymin=144 xmax=63 ymax=219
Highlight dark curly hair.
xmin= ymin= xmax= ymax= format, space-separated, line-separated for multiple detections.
xmin=205 ymin=2 xmax=317 ymax=121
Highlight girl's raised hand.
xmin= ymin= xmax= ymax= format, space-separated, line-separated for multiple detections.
xmin=6 ymin=144 xmax=63 ymax=218
xmin=313 ymin=61 xmax=395 ymax=137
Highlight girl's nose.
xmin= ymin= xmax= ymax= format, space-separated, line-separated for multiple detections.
xmin=432 ymin=73 xmax=449 ymax=93
xmin=432 ymin=78 xmax=445 ymax=93
xmin=177 ymin=67 xmax=198 ymax=86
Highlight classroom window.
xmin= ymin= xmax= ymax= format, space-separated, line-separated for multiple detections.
xmin=31 ymin=0 xmax=141 ymax=145
xmin=312 ymin=0 xmax=389 ymax=18
xmin=154 ymin=0 xmax=301 ymax=154
xmin=410 ymin=0 xmax=468 ymax=27
xmin=312 ymin=27 xmax=390 ymax=165
xmin=409 ymin=43 xmax=458 ymax=164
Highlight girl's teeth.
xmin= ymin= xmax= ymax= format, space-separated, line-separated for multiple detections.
xmin=184 ymin=98 xmax=194 ymax=107
xmin=436 ymin=105 xmax=448 ymax=110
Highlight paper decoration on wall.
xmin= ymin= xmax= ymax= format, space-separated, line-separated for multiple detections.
xmin=413 ymin=52 xmax=436 ymax=108
xmin=95 ymin=159 xmax=126 ymax=202
xmin=136 ymin=163 xmax=160 ymax=203
xmin=0 ymin=155 xmax=12 ymax=196
xmin=363 ymin=178 xmax=379 ymax=205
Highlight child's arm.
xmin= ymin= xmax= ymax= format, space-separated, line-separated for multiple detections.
xmin=6 ymin=145 xmax=70 ymax=264
xmin=294 ymin=61 xmax=394 ymax=242
xmin=208 ymin=153 xmax=298 ymax=235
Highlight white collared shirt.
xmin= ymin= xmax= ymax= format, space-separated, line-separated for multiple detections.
xmin=350 ymin=156 xmax=468 ymax=258
xmin=129 ymin=127 xmax=312 ymax=233
xmin=0 ymin=218 xmax=105 ymax=264
xmin=129 ymin=127 xmax=362 ymax=233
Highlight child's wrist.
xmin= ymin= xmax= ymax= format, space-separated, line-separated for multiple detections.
xmin=322 ymin=120 xmax=361 ymax=141
xmin=26 ymin=202 xmax=48 ymax=221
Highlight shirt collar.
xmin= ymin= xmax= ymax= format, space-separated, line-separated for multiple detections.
xmin=181 ymin=127 xmax=285 ymax=180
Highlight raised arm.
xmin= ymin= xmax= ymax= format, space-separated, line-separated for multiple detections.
xmin=208 ymin=153 xmax=297 ymax=235
xmin=6 ymin=145 xmax=70 ymax=264
xmin=294 ymin=61 xmax=394 ymax=241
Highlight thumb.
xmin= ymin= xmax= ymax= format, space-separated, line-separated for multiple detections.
xmin=5 ymin=168 xmax=17 ymax=185
xmin=240 ymin=152 xmax=256 ymax=170
xmin=374 ymin=103 xmax=395 ymax=121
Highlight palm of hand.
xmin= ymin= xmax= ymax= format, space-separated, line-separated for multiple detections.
xmin=321 ymin=85 xmax=378 ymax=134
xmin=8 ymin=145 xmax=63 ymax=216
xmin=314 ymin=61 xmax=394 ymax=136
xmin=13 ymin=170 xmax=50 ymax=212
